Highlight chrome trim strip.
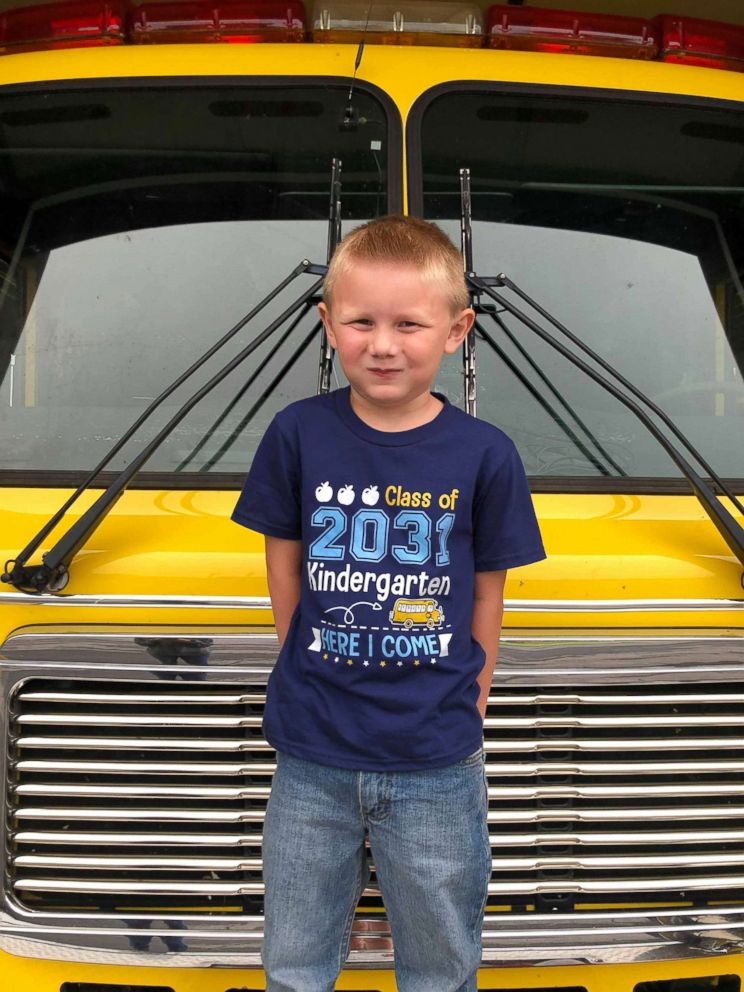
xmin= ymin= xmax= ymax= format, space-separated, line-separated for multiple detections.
xmin=15 ymin=855 xmax=265 ymax=870
xmin=13 ymin=872 xmax=744 ymax=897
xmin=15 ymin=735 xmax=744 ymax=753
xmin=14 ymin=878 xmax=266 ymax=894
xmin=15 ymin=760 xmax=275 ymax=775
xmin=18 ymin=690 xmax=266 ymax=705
xmin=486 ymin=875 xmax=744 ymax=894
xmin=1 ymin=592 xmax=742 ymax=612
xmin=482 ymin=715 xmax=744 ymax=727
xmin=17 ymin=851 xmax=744 ymax=872
xmin=18 ymin=804 xmax=744 ymax=824
xmin=14 ymin=806 xmax=267 ymax=821
xmin=1 ymin=911 xmax=744 ymax=967
xmin=16 ymin=735 xmax=273 ymax=751
xmin=18 ymin=827 xmax=744 ymax=847
xmin=14 ymin=782 xmax=744 ymax=800
xmin=16 ymin=783 xmax=271 ymax=798
xmin=16 ymin=758 xmax=744 ymax=777
xmin=16 ymin=714 xmax=264 ymax=727
xmin=15 ymin=831 xmax=264 ymax=846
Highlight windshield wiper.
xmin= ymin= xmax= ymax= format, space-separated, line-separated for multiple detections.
xmin=457 ymin=171 xmax=744 ymax=570
xmin=1 ymin=159 xmax=348 ymax=594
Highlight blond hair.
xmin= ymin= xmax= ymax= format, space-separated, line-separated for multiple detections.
xmin=322 ymin=215 xmax=470 ymax=313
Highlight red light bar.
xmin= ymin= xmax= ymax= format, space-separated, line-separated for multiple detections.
xmin=657 ymin=15 xmax=744 ymax=72
xmin=131 ymin=0 xmax=305 ymax=43
xmin=487 ymin=4 xmax=657 ymax=60
xmin=0 ymin=0 xmax=126 ymax=53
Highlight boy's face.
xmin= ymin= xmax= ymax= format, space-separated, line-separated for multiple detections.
xmin=318 ymin=261 xmax=474 ymax=420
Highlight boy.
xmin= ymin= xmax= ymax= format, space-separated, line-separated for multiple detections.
xmin=232 ymin=215 xmax=545 ymax=992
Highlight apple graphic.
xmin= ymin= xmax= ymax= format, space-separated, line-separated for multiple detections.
xmin=315 ymin=481 xmax=332 ymax=502
xmin=337 ymin=484 xmax=355 ymax=505
xmin=362 ymin=485 xmax=379 ymax=506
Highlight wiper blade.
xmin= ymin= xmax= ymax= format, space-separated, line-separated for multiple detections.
xmin=2 ymin=259 xmax=320 ymax=592
xmin=490 ymin=272 xmax=744 ymax=519
xmin=469 ymin=272 xmax=744 ymax=570
xmin=2 ymin=272 xmax=324 ymax=593
xmin=2 ymin=158 xmax=349 ymax=595
xmin=459 ymin=169 xmax=623 ymax=478
xmin=474 ymin=320 xmax=615 ymax=477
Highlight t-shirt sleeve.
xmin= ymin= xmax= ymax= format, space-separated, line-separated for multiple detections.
xmin=231 ymin=414 xmax=302 ymax=540
xmin=473 ymin=441 xmax=546 ymax=571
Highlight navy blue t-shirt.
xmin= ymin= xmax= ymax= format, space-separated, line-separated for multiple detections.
xmin=232 ymin=387 xmax=545 ymax=771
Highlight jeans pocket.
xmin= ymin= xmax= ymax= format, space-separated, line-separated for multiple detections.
xmin=454 ymin=746 xmax=484 ymax=767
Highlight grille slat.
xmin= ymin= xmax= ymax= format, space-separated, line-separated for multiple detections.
xmin=18 ymin=735 xmax=744 ymax=752
xmin=8 ymin=674 xmax=744 ymax=919
xmin=17 ymin=714 xmax=263 ymax=727
xmin=16 ymin=831 xmax=263 ymax=846
xmin=14 ymin=874 xmax=744 ymax=896
xmin=15 ymin=827 xmax=744 ymax=846
xmin=18 ymin=691 xmax=265 ymax=705
xmin=17 ymin=735 xmax=271 ymax=750
xmin=16 ymin=758 xmax=744 ymax=776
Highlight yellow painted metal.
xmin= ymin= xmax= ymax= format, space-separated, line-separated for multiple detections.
xmin=0 ymin=32 xmax=743 ymax=992
xmin=1 ymin=488 xmax=743 ymax=647
xmin=4 ymin=947 xmax=744 ymax=991
xmin=1 ymin=41 xmax=744 ymax=117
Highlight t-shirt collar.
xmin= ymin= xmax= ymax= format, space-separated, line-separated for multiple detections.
xmin=334 ymin=386 xmax=455 ymax=447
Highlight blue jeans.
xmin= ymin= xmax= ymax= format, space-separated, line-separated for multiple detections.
xmin=262 ymin=750 xmax=491 ymax=992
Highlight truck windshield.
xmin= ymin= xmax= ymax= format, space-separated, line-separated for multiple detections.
xmin=416 ymin=88 xmax=744 ymax=482
xmin=0 ymin=82 xmax=395 ymax=480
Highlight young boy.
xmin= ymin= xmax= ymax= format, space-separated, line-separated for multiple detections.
xmin=232 ymin=215 xmax=545 ymax=992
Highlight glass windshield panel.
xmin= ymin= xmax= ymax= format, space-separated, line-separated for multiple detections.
xmin=419 ymin=89 xmax=744 ymax=480
xmin=0 ymin=83 xmax=392 ymax=476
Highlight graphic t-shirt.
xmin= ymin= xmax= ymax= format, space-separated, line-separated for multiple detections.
xmin=232 ymin=387 xmax=545 ymax=771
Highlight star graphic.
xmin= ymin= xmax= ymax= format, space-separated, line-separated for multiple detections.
xmin=363 ymin=660 xmax=370 ymax=667
xmin=322 ymin=653 xmax=329 ymax=660
xmin=414 ymin=660 xmax=420 ymax=667
xmin=347 ymin=659 xmax=353 ymax=666
xmin=334 ymin=656 xmax=340 ymax=663
xmin=380 ymin=661 xmax=386 ymax=668
xmin=397 ymin=661 xmax=403 ymax=667
xmin=430 ymin=659 xmax=437 ymax=664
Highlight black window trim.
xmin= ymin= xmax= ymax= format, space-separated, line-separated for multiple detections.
xmin=0 ymin=74 xmax=403 ymax=491
xmin=406 ymin=79 xmax=744 ymax=495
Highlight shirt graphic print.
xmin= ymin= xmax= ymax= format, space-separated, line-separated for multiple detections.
xmin=232 ymin=388 xmax=545 ymax=771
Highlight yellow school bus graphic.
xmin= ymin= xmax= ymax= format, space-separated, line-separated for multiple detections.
xmin=389 ymin=597 xmax=444 ymax=630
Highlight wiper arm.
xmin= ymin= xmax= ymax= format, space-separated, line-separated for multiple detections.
xmin=2 ymin=158 xmax=350 ymax=594
xmin=178 ymin=156 xmax=345 ymax=471
xmin=318 ymin=158 xmax=343 ymax=394
xmin=2 ymin=259 xmax=319 ymax=591
xmin=474 ymin=320 xmax=614 ymax=477
xmin=2 ymin=272 xmax=324 ymax=593
xmin=199 ymin=317 xmax=322 ymax=472
xmin=469 ymin=272 xmax=744 ymax=570
xmin=459 ymin=169 xmax=623 ymax=478
xmin=175 ymin=300 xmax=315 ymax=472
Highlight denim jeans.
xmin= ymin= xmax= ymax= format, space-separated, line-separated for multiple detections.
xmin=262 ymin=749 xmax=491 ymax=992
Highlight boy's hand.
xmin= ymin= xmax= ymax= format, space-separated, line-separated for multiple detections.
xmin=265 ymin=536 xmax=303 ymax=648
xmin=472 ymin=570 xmax=507 ymax=721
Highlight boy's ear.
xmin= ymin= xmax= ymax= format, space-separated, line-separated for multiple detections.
xmin=317 ymin=302 xmax=337 ymax=349
xmin=443 ymin=308 xmax=476 ymax=355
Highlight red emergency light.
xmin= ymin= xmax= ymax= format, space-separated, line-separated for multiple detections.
xmin=131 ymin=0 xmax=306 ymax=43
xmin=0 ymin=0 xmax=126 ymax=53
xmin=486 ymin=4 xmax=657 ymax=60
xmin=657 ymin=15 xmax=744 ymax=72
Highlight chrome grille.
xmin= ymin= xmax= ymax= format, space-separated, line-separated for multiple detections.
xmin=7 ymin=675 xmax=744 ymax=916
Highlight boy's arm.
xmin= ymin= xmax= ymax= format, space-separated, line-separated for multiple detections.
xmin=472 ymin=570 xmax=507 ymax=721
xmin=265 ymin=535 xmax=303 ymax=648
